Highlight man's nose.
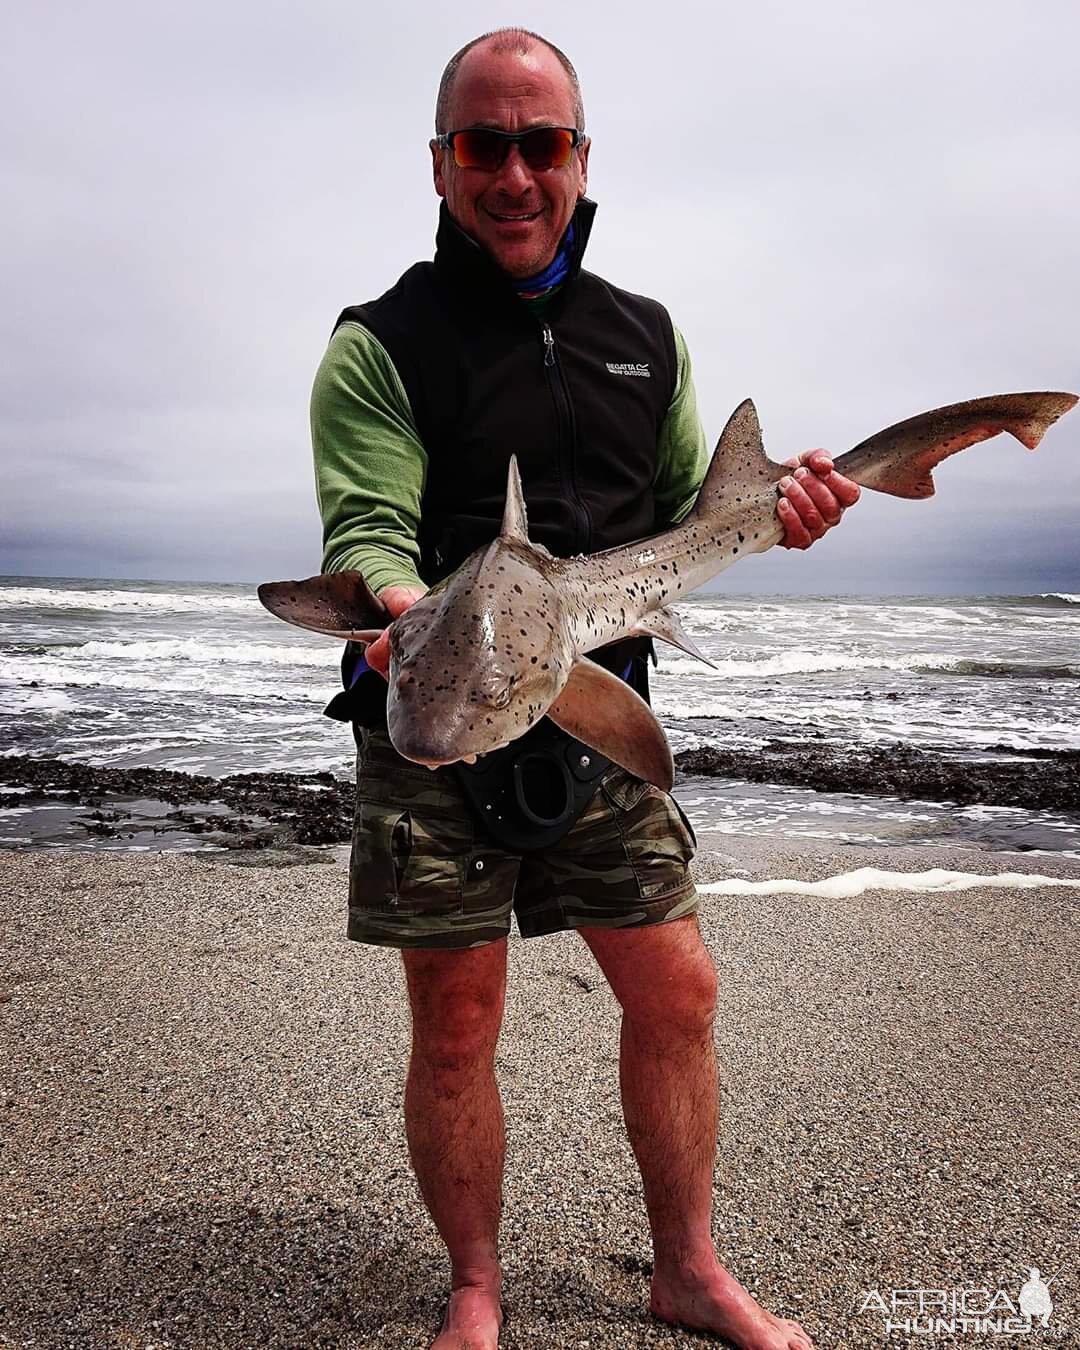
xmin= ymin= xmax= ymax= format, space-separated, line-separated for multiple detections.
xmin=493 ymin=143 xmax=533 ymax=195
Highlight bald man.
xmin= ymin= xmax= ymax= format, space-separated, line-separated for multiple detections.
xmin=313 ymin=27 xmax=856 ymax=1350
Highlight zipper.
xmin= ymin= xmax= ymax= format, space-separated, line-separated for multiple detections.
xmin=539 ymin=321 xmax=592 ymax=551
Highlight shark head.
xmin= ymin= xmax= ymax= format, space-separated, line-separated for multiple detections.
xmin=385 ymin=462 xmax=574 ymax=767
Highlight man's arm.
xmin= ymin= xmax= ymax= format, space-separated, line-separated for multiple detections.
xmin=653 ymin=326 xmax=709 ymax=528
xmin=311 ymin=320 xmax=430 ymax=593
xmin=654 ymin=325 xmax=859 ymax=545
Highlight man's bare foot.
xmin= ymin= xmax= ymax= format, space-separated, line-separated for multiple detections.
xmin=429 ymin=1281 xmax=504 ymax=1349
xmin=650 ymin=1260 xmax=815 ymax=1350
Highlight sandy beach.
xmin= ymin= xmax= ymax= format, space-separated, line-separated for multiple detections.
xmin=2 ymin=839 xmax=1078 ymax=1348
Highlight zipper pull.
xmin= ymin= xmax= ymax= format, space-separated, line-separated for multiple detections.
xmin=542 ymin=323 xmax=555 ymax=367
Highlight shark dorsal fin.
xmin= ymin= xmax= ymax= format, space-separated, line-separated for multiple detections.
xmin=500 ymin=455 xmax=530 ymax=542
xmin=689 ymin=398 xmax=788 ymax=523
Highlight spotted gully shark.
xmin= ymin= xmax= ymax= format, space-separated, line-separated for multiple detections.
xmin=259 ymin=391 xmax=1076 ymax=789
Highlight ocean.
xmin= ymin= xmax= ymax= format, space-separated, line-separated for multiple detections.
xmin=1 ymin=577 xmax=1078 ymax=853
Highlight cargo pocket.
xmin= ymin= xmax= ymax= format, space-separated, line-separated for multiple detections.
xmin=601 ymin=771 xmax=697 ymax=900
xmin=350 ymin=793 xmax=467 ymax=916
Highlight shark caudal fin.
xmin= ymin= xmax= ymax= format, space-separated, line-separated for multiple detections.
xmin=257 ymin=571 xmax=389 ymax=640
xmin=833 ymin=391 xmax=1078 ymax=499
xmin=500 ymin=455 xmax=530 ymax=542
xmin=687 ymin=398 xmax=789 ymax=524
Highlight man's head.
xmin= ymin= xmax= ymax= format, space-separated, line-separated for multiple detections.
xmin=431 ymin=29 xmax=590 ymax=279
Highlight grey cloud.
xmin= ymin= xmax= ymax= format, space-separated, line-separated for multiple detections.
xmin=2 ymin=0 xmax=1077 ymax=590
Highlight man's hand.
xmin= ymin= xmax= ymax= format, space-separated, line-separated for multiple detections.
xmin=364 ymin=584 xmax=426 ymax=679
xmin=777 ymin=449 xmax=861 ymax=550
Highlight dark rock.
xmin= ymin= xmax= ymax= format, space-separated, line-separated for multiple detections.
xmin=0 ymin=755 xmax=356 ymax=849
xmin=674 ymin=741 xmax=1080 ymax=813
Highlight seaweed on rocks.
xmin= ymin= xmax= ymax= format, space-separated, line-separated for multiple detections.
xmin=0 ymin=756 xmax=355 ymax=848
xmin=674 ymin=742 xmax=1080 ymax=814
xmin=3 ymin=738 xmax=1078 ymax=854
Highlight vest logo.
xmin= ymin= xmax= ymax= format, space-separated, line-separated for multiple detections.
xmin=606 ymin=361 xmax=651 ymax=378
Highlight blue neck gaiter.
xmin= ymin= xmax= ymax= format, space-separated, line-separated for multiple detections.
xmin=511 ymin=222 xmax=576 ymax=299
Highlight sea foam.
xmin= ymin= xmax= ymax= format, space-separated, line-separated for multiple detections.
xmin=697 ymin=867 xmax=1080 ymax=898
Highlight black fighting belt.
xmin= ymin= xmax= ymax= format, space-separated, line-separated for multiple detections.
xmin=452 ymin=717 xmax=611 ymax=853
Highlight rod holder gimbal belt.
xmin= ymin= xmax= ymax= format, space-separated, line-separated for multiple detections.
xmin=452 ymin=718 xmax=611 ymax=853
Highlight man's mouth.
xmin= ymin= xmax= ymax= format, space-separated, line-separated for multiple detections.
xmin=487 ymin=208 xmax=542 ymax=224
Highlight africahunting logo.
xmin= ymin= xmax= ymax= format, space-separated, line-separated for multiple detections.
xmin=856 ymin=1267 xmax=1058 ymax=1336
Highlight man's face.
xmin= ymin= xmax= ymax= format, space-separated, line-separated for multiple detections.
xmin=432 ymin=44 xmax=590 ymax=279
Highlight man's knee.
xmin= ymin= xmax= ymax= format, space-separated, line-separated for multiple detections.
xmin=584 ymin=918 xmax=718 ymax=1033
xmin=636 ymin=956 xmax=717 ymax=1036
xmin=402 ymin=939 xmax=508 ymax=1067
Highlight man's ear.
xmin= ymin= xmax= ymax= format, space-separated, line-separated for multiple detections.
xmin=577 ymin=136 xmax=591 ymax=196
xmin=431 ymin=141 xmax=447 ymax=199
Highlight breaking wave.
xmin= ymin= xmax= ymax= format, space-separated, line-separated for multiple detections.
xmin=913 ymin=658 xmax=1079 ymax=680
xmin=653 ymin=649 xmax=948 ymax=679
xmin=74 ymin=638 xmax=334 ymax=667
xmin=0 ymin=586 xmax=259 ymax=614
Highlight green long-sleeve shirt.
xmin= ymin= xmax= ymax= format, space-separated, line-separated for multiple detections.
xmin=312 ymin=319 xmax=708 ymax=594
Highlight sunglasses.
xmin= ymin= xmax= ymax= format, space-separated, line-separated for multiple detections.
xmin=435 ymin=126 xmax=583 ymax=172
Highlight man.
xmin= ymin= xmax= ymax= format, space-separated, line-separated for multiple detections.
xmin=312 ymin=28 xmax=858 ymax=1350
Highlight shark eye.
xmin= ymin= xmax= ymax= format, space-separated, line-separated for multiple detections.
xmin=485 ymin=674 xmax=517 ymax=711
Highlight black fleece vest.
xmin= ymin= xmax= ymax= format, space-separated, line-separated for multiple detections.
xmin=328 ymin=198 xmax=677 ymax=726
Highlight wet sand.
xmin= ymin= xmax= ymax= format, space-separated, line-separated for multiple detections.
xmin=2 ymin=842 xmax=1078 ymax=1348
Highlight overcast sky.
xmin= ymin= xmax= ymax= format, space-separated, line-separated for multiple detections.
xmin=2 ymin=0 xmax=1078 ymax=594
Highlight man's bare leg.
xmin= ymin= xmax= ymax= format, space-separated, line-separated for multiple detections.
xmin=579 ymin=916 xmax=816 ymax=1350
xmin=402 ymin=940 xmax=509 ymax=1350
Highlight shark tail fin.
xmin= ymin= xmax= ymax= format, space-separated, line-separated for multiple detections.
xmin=833 ymin=391 xmax=1078 ymax=500
xmin=688 ymin=398 xmax=788 ymax=524
xmin=500 ymin=455 xmax=530 ymax=541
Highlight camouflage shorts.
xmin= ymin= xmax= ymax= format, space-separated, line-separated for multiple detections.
xmin=347 ymin=728 xmax=698 ymax=949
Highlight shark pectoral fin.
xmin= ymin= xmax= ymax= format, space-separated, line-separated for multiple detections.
xmin=835 ymin=391 xmax=1078 ymax=499
xmin=256 ymin=572 xmax=391 ymax=640
xmin=629 ymin=606 xmax=718 ymax=668
xmin=547 ymin=659 xmax=675 ymax=791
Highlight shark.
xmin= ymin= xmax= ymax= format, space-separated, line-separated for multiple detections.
xmin=259 ymin=390 xmax=1076 ymax=789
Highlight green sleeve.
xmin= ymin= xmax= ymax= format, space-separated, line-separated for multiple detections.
xmin=311 ymin=321 xmax=428 ymax=594
xmin=653 ymin=325 xmax=708 ymax=528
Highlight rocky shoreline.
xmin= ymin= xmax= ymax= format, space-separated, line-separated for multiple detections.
xmin=2 ymin=741 xmax=1078 ymax=853
xmin=674 ymin=740 xmax=1080 ymax=814
xmin=0 ymin=755 xmax=354 ymax=852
